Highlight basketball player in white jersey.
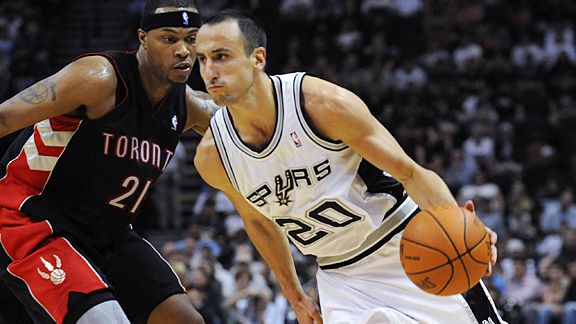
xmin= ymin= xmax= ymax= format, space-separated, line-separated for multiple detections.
xmin=194 ymin=10 xmax=506 ymax=324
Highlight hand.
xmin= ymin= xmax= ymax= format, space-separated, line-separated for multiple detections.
xmin=464 ymin=200 xmax=498 ymax=276
xmin=289 ymin=294 xmax=323 ymax=324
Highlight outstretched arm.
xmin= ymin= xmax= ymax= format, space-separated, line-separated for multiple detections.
xmin=0 ymin=55 xmax=117 ymax=138
xmin=194 ymin=130 xmax=322 ymax=324
xmin=301 ymin=76 xmax=497 ymax=272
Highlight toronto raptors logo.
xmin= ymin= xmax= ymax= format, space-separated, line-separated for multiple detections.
xmin=37 ymin=255 xmax=66 ymax=285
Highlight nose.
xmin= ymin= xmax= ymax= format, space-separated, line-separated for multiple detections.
xmin=202 ymin=58 xmax=219 ymax=82
xmin=175 ymin=41 xmax=191 ymax=59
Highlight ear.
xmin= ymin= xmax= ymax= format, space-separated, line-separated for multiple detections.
xmin=253 ymin=47 xmax=267 ymax=71
xmin=138 ymin=29 xmax=147 ymax=49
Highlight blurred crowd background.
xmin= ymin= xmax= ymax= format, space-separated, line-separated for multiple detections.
xmin=1 ymin=0 xmax=576 ymax=323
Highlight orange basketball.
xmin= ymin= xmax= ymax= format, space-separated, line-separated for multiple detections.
xmin=399 ymin=205 xmax=491 ymax=296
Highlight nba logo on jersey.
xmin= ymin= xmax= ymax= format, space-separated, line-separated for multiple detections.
xmin=171 ymin=115 xmax=178 ymax=131
xmin=182 ymin=12 xmax=189 ymax=25
xmin=290 ymin=131 xmax=302 ymax=147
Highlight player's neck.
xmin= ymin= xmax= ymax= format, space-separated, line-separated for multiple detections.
xmin=227 ymin=74 xmax=277 ymax=150
xmin=136 ymin=48 xmax=172 ymax=105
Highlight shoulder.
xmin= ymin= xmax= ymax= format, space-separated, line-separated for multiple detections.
xmin=194 ymin=128 xmax=231 ymax=191
xmin=300 ymin=75 xmax=368 ymax=140
xmin=66 ymin=55 xmax=117 ymax=86
xmin=301 ymin=75 xmax=364 ymax=118
xmin=59 ymin=55 xmax=118 ymax=104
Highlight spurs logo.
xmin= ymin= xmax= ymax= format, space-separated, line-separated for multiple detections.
xmin=275 ymin=170 xmax=294 ymax=206
xmin=37 ymin=255 xmax=66 ymax=285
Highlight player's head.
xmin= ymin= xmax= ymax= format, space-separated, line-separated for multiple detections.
xmin=195 ymin=9 xmax=267 ymax=106
xmin=137 ymin=0 xmax=200 ymax=84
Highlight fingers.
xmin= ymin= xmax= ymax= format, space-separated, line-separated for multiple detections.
xmin=485 ymin=227 xmax=498 ymax=276
xmin=464 ymin=200 xmax=475 ymax=213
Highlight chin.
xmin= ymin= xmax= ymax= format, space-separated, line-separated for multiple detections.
xmin=170 ymin=78 xmax=189 ymax=84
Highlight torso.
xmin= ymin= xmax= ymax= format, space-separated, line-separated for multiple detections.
xmin=0 ymin=51 xmax=187 ymax=246
xmin=210 ymin=72 xmax=417 ymax=262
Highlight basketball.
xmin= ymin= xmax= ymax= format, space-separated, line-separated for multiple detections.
xmin=400 ymin=205 xmax=491 ymax=296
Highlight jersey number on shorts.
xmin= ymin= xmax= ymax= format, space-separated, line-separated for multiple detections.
xmin=108 ymin=176 xmax=153 ymax=213
xmin=274 ymin=200 xmax=362 ymax=246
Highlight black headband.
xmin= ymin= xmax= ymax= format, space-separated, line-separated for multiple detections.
xmin=141 ymin=11 xmax=201 ymax=31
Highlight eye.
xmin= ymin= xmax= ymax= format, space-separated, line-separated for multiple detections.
xmin=185 ymin=36 xmax=196 ymax=44
xmin=163 ymin=36 xmax=176 ymax=43
xmin=197 ymin=56 xmax=206 ymax=63
xmin=215 ymin=53 xmax=228 ymax=61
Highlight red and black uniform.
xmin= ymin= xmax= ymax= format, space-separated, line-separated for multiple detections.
xmin=0 ymin=51 xmax=187 ymax=324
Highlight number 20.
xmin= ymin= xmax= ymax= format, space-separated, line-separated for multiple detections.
xmin=275 ymin=200 xmax=362 ymax=246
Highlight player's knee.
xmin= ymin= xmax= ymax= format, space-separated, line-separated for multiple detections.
xmin=148 ymin=293 xmax=205 ymax=324
xmin=183 ymin=309 xmax=205 ymax=324
xmin=75 ymin=300 xmax=130 ymax=324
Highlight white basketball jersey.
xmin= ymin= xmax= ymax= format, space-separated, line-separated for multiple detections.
xmin=211 ymin=72 xmax=418 ymax=268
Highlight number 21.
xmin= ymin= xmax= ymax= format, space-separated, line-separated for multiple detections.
xmin=108 ymin=176 xmax=152 ymax=213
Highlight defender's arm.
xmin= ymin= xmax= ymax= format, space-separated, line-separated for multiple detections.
xmin=183 ymin=87 xmax=220 ymax=134
xmin=0 ymin=56 xmax=117 ymax=137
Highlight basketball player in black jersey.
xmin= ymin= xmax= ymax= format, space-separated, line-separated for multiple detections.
xmin=0 ymin=0 xmax=217 ymax=323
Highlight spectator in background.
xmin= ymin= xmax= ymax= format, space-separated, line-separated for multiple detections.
xmin=453 ymin=35 xmax=483 ymax=71
xmin=188 ymin=266 xmax=225 ymax=324
xmin=562 ymin=262 xmax=576 ymax=324
xmin=476 ymin=196 xmax=507 ymax=238
xmin=444 ymin=148 xmax=478 ymax=192
xmin=539 ymin=187 xmax=576 ymax=233
xmin=458 ymin=170 xmax=504 ymax=214
xmin=528 ymin=262 xmax=570 ymax=324
xmin=511 ymin=34 xmax=544 ymax=68
xmin=224 ymin=267 xmax=272 ymax=324
xmin=462 ymin=124 xmax=496 ymax=167
xmin=393 ymin=59 xmax=428 ymax=90
xmin=503 ymin=258 xmax=544 ymax=306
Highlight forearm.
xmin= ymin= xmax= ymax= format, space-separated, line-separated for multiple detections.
xmin=402 ymin=166 xmax=457 ymax=210
xmin=243 ymin=217 xmax=305 ymax=301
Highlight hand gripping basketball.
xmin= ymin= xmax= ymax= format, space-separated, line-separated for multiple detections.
xmin=399 ymin=204 xmax=491 ymax=296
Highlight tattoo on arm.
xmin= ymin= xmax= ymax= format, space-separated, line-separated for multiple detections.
xmin=192 ymin=90 xmax=212 ymax=100
xmin=193 ymin=90 xmax=219 ymax=117
xmin=17 ymin=81 xmax=57 ymax=105
xmin=202 ymin=99 xmax=220 ymax=117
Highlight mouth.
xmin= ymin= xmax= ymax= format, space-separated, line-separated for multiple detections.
xmin=173 ymin=61 xmax=192 ymax=73
xmin=206 ymin=83 xmax=223 ymax=90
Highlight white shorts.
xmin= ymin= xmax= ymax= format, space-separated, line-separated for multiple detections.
xmin=316 ymin=233 xmax=506 ymax=324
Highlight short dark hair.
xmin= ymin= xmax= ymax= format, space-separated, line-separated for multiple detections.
xmin=203 ymin=9 xmax=267 ymax=55
xmin=143 ymin=0 xmax=199 ymax=16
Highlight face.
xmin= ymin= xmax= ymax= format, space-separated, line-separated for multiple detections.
xmin=195 ymin=20 xmax=261 ymax=106
xmin=139 ymin=7 xmax=199 ymax=84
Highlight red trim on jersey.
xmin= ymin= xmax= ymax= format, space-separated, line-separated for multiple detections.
xmin=33 ymin=131 xmax=64 ymax=157
xmin=0 ymin=208 xmax=108 ymax=324
xmin=0 ymin=118 xmax=81 ymax=210
xmin=50 ymin=115 xmax=82 ymax=130
xmin=0 ymin=153 xmax=50 ymax=209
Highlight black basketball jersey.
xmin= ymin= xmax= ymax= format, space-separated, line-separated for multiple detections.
xmin=0 ymin=51 xmax=187 ymax=246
